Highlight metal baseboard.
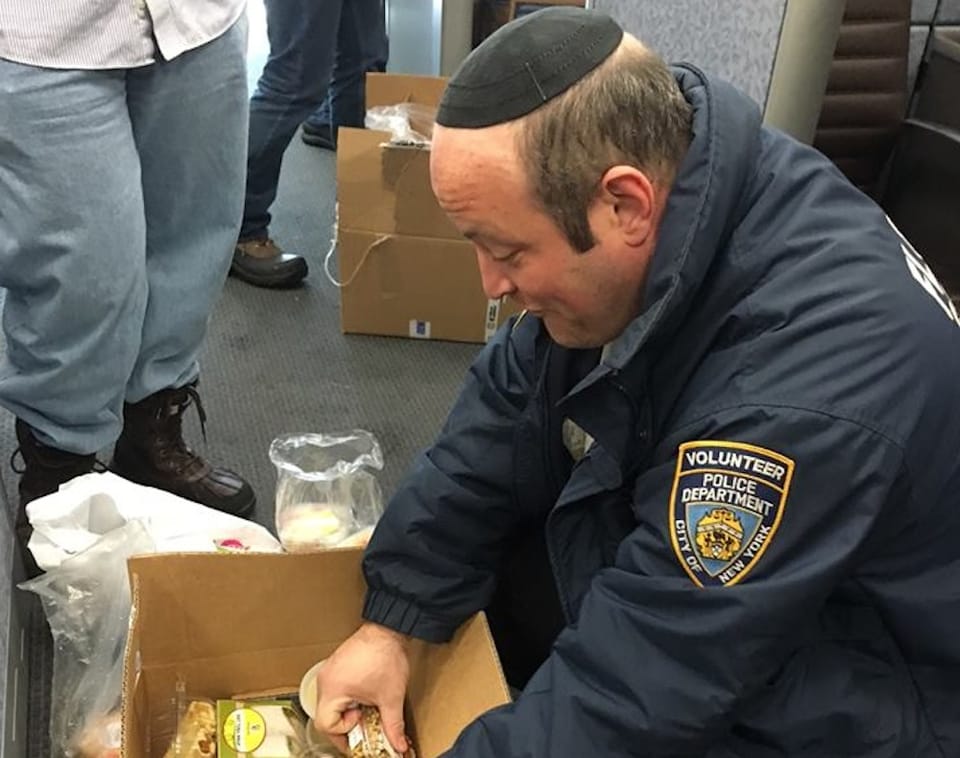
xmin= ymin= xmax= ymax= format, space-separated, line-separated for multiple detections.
xmin=1 ymin=529 xmax=29 ymax=758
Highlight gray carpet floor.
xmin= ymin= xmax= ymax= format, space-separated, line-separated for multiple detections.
xmin=7 ymin=131 xmax=481 ymax=757
xmin=189 ymin=139 xmax=478 ymax=525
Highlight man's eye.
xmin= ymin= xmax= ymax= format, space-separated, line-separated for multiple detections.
xmin=492 ymin=249 xmax=521 ymax=263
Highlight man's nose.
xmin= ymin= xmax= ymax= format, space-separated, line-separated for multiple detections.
xmin=476 ymin=252 xmax=516 ymax=299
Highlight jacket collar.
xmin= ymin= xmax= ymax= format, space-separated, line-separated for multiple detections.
xmin=567 ymin=64 xmax=762 ymax=393
xmin=556 ymin=66 xmax=762 ymax=463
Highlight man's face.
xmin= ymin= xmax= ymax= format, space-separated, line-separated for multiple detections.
xmin=430 ymin=123 xmax=657 ymax=348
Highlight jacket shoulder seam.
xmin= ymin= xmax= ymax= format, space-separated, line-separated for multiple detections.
xmin=667 ymin=400 xmax=908 ymax=461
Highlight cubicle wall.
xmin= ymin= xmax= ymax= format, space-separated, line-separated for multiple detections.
xmin=588 ymin=0 xmax=844 ymax=144
xmin=587 ymin=0 xmax=787 ymax=109
xmin=592 ymin=0 xmax=958 ymax=140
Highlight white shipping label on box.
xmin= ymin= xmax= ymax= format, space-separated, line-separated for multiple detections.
xmin=409 ymin=319 xmax=432 ymax=339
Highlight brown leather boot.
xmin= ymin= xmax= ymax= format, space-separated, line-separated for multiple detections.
xmin=12 ymin=418 xmax=100 ymax=576
xmin=231 ymin=237 xmax=308 ymax=288
xmin=110 ymin=383 xmax=256 ymax=518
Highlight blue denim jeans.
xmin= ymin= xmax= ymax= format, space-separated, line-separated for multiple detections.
xmin=303 ymin=2 xmax=389 ymax=134
xmin=240 ymin=0 xmax=386 ymax=240
xmin=0 ymin=21 xmax=248 ymax=454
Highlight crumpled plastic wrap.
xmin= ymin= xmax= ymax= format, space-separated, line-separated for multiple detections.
xmin=365 ymin=103 xmax=436 ymax=146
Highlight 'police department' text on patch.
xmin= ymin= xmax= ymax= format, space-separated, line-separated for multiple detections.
xmin=669 ymin=441 xmax=795 ymax=588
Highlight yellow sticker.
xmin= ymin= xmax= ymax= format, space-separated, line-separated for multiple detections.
xmin=222 ymin=707 xmax=267 ymax=752
xmin=669 ymin=440 xmax=795 ymax=588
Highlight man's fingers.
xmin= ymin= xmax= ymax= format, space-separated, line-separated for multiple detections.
xmin=380 ymin=703 xmax=409 ymax=754
xmin=314 ymin=703 xmax=359 ymax=757
xmin=328 ymin=731 xmax=351 ymax=755
xmin=317 ymin=699 xmax=361 ymax=733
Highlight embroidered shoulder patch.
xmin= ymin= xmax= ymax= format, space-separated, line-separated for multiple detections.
xmin=669 ymin=440 xmax=795 ymax=588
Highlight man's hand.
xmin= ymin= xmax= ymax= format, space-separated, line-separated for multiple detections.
xmin=316 ymin=622 xmax=412 ymax=754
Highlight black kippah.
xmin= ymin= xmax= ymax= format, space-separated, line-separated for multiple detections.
xmin=436 ymin=7 xmax=623 ymax=129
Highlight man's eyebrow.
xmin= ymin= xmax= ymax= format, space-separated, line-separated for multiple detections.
xmin=462 ymin=228 xmax=521 ymax=247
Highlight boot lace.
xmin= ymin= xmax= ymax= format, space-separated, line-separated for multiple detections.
xmin=10 ymin=447 xmax=105 ymax=476
xmin=151 ymin=385 xmax=208 ymax=471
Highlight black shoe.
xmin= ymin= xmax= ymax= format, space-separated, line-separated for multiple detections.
xmin=12 ymin=419 xmax=101 ymax=576
xmin=110 ymin=383 xmax=256 ymax=518
xmin=231 ymin=238 xmax=308 ymax=289
xmin=301 ymin=122 xmax=336 ymax=151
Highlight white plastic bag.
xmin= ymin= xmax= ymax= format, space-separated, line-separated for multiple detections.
xmin=26 ymin=471 xmax=281 ymax=571
xmin=20 ymin=520 xmax=155 ymax=757
xmin=21 ymin=473 xmax=282 ymax=755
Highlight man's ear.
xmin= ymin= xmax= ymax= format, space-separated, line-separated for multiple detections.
xmin=599 ymin=165 xmax=657 ymax=247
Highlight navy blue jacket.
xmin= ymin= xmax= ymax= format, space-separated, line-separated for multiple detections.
xmin=361 ymin=66 xmax=960 ymax=756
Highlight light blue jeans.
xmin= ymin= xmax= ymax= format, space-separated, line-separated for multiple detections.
xmin=0 ymin=21 xmax=248 ymax=454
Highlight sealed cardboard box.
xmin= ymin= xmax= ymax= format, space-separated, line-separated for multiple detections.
xmin=336 ymin=73 xmax=519 ymax=343
xmin=121 ymin=549 xmax=509 ymax=758
xmin=339 ymin=231 xmax=514 ymax=343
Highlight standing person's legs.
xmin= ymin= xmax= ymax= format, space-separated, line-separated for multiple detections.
xmin=233 ymin=0 xmax=343 ymax=287
xmin=110 ymin=19 xmax=255 ymax=518
xmin=240 ymin=0 xmax=341 ymax=239
xmin=330 ymin=0 xmax=388 ymax=131
xmin=302 ymin=0 xmax=388 ymax=147
xmin=300 ymin=83 xmax=336 ymax=148
xmin=124 ymin=20 xmax=248 ymax=401
xmin=303 ymin=90 xmax=333 ymax=132
xmin=0 ymin=60 xmax=148 ymax=506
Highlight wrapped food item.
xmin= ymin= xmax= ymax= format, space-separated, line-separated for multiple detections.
xmin=348 ymin=707 xmax=405 ymax=758
xmin=73 ymin=710 xmax=122 ymax=758
xmin=299 ymin=662 xmax=414 ymax=758
xmin=333 ymin=525 xmax=374 ymax=549
xmin=162 ymin=700 xmax=217 ymax=758
xmin=218 ymin=698 xmax=323 ymax=757
xmin=278 ymin=505 xmax=353 ymax=551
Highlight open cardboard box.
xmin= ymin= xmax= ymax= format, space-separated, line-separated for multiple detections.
xmin=121 ymin=549 xmax=510 ymax=757
xmin=336 ymin=73 xmax=520 ymax=343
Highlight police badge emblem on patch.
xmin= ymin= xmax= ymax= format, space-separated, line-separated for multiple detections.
xmin=669 ymin=441 xmax=795 ymax=587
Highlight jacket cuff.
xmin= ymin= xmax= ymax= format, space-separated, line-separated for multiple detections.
xmin=362 ymin=589 xmax=460 ymax=644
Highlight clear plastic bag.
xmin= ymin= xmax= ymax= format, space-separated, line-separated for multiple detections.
xmin=364 ymin=103 xmax=436 ymax=146
xmin=304 ymin=721 xmax=348 ymax=758
xmin=19 ymin=519 xmax=155 ymax=757
xmin=269 ymin=431 xmax=385 ymax=552
xmin=150 ymin=680 xmax=216 ymax=758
